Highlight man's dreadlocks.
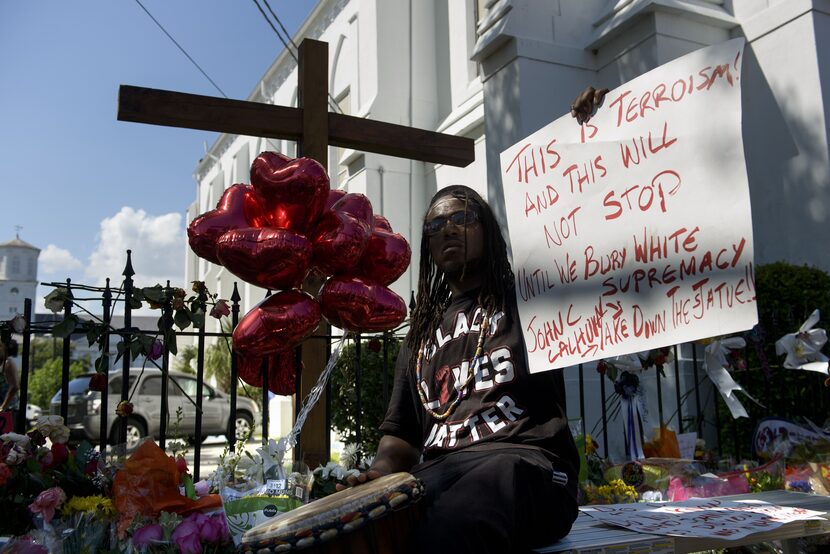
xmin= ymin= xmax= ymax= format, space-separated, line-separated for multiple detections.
xmin=408 ymin=185 xmax=515 ymax=363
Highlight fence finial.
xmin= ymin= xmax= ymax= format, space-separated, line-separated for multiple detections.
xmin=122 ymin=249 xmax=135 ymax=278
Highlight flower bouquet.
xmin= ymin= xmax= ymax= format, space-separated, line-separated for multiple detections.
xmin=112 ymin=440 xmax=233 ymax=552
xmin=0 ymin=416 xmax=112 ymax=543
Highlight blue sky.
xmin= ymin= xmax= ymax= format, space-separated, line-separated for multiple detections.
xmin=1 ymin=0 xmax=317 ymax=309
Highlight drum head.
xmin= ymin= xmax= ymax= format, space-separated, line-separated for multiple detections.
xmin=241 ymin=472 xmax=424 ymax=552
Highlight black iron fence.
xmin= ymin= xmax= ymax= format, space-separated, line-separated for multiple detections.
xmin=9 ymin=252 xmax=828 ymax=479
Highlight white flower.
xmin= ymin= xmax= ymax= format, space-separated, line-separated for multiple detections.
xmin=1 ymin=432 xmax=31 ymax=448
xmin=10 ymin=314 xmax=26 ymax=333
xmin=340 ymin=443 xmax=360 ymax=470
xmin=5 ymin=445 xmax=28 ymax=465
xmin=775 ymin=309 xmax=829 ymax=374
xmin=37 ymin=415 xmax=70 ymax=444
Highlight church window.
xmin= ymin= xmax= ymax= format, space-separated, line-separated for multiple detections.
xmin=10 ymin=288 xmax=18 ymax=296
xmin=10 ymin=256 xmax=20 ymax=275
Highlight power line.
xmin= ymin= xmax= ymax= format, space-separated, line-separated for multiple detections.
xmin=132 ymin=0 xmax=228 ymax=99
xmin=250 ymin=0 xmax=343 ymax=114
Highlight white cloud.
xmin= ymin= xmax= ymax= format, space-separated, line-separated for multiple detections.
xmin=85 ymin=207 xmax=186 ymax=288
xmin=39 ymin=244 xmax=83 ymax=274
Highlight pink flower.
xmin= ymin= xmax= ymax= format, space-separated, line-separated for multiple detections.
xmin=172 ymin=513 xmax=208 ymax=554
xmin=147 ymin=339 xmax=164 ymax=361
xmin=29 ymin=487 xmax=66 ymax=524
xmin=209 ymin=299 xmax=230 ymax=319
xmin=132 ymin=523 xmax=163 ymax=549
xmin=200 ymin=514 xmax=229 ymax=543
xmin=194 ymin=479 xmax=210 ymax=497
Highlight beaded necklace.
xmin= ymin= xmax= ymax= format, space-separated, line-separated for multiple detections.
xmin=415 ymin=312 xmax=490 ymax=421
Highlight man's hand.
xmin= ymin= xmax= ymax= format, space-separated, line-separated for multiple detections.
xmin=335 ymin=468 xmax=385 ymax=492
xmin=571 ymin=86 xmax=610 ymax=124
xmin=334 ymin=434 xmax=420 ymax=492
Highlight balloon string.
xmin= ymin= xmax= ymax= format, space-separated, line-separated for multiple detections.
xmin=281 ymin=334 xmax=348 ymax=453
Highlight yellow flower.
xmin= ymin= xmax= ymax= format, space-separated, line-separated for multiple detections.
xmin=62 ymin=495 xmax=115 ymax=517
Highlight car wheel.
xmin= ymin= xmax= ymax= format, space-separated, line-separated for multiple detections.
xmin=228 ymin=412 xmax=254 ymax=443
xmin=110 ymin=418 xmax=147 ymax=450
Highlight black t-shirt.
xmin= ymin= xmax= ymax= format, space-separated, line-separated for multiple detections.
xmin=380 ymin=289 xmax=579 ymax=480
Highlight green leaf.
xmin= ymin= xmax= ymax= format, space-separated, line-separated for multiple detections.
xmin=86 ymin=324 xmax=103 ymax=347
xmin=166 ymin=329 xmax=178 ymax=356
xmin=142 ymin=285 xmax=166 ymax=304
xmin=174 ymin=309 xmax=192 ymax=331
xmin=191 ymin=308 xmax=205 ymax=330
xmin=52 ymin=314 xmax=79 ymax=339
xmin=115 ymin=341 xmax=126 ymax=364
xmin=129 ymin=338 xmax=143 ymax=361
xmin=94 ymin=354 xmax=109 ymax=373
xmin=138 ymin=333 xmax=154 ymax=355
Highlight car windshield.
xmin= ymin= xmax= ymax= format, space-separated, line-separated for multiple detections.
xmin=67 ymin=375 xmax=92 ymax=395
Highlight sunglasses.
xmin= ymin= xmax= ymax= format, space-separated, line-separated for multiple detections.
xmin=423 ymin=209 xmax=480 ymax=236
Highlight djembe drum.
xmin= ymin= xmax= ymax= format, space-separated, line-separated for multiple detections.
xmin=240 ymin=472 xmax=425 ymax=553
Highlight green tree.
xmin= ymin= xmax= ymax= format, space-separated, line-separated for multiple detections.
xmin=27 ymin=357 xmax=89 ymax=408
xmin=205 ymin=320 xmax=232 ymax=392
xmin=330 ymin=336 xmax=401 ymax=454
xmin=174 ymin=344 xmax=197 ymax=375
xmin=28 ymin=336 xmax=74 ymax=371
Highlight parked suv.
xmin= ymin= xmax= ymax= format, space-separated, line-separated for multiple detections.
xmin=51 ymin=368 xmax=259 ymax=448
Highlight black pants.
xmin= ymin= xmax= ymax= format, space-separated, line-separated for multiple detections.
xmin=409 ymin=446 xmax=577 ymax=554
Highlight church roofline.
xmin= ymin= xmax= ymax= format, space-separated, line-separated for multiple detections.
xmin=0 ymin=238 xmax=40 ymax=251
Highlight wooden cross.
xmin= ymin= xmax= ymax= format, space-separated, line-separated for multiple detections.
xmin=118 ymin=38 xmax=474 ymax=467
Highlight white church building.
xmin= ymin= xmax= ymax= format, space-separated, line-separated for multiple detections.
xmin=0 ymin=234 xmax=40 ymax=318
xmin=185 ymin=0 xmax=830 ymax=456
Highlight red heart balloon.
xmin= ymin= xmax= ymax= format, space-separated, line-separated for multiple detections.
xmin=267 ymin=350 xmax=300 ymax=396
xmin=333 ymin=193 xmax=374 ymax=226
xmin=326 ymin=189 xmax=347 ymax=210
xmin=187 ymin=184 xmax=269 ymax=264
xmin=250 ymin=151 xmax=330 ymax=232
xmin=310 ymin=210 xmax=371 ymax=276
xmin=356 ymin=229 xmax=411 ymax=286
xmin=319 ymin=276 xmax=407 ymax=332
xmin=373 ymin=215 xmax=393 ymax=232
xmin=233 ymin=291 xmax=321 ymax=357
xmin=216 ymin=227 xmax=312 ymax=290
xmin=236 ymin=351 xmax=300 ymax=395
xmin=237 ymin=354 xmax=264 ymax=387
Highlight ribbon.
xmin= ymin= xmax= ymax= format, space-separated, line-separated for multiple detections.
xmin=621 ymin=394 xmax=646 ymax=460
xmin=703 ymin=337 xmax=760 ymax=419
xmin=614 ymin=370 xmax=647 ymax=460
xmin=775 ymin=309 xmax=829 ymax=374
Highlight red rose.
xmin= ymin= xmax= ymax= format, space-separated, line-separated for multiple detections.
xmin=50 ymin=443 xmax=69 ymax=467
xmin=367 ymin=339 xmax=382 ymax=353
xmin=89 ymin=372 xmax=108 ymax=392
xmin=596 ymin=360 xmax=608 ymax=376
xmin=116 ymin=401 xmax=133 ymax=417
xmin=175 ymin=455 xmax=189 ymax=476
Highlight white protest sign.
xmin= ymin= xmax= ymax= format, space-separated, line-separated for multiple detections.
xmin=582 ymin=498 xmax=824 ymax=540
xmin=500 ymin=38 xmax=757 ymax=371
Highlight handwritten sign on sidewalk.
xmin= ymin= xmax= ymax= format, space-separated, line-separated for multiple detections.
xmin=499 ymin=38 xmax=757 ymax=371
xmin=582 ymin=497 xmax=824 ymax=540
